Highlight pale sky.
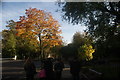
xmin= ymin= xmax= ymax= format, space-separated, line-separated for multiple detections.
xmin=1 ymin=1 xmax=86 ymax=44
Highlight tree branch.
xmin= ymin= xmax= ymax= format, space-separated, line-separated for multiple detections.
xmin=104 ymin=2 xmax=120 ymax=17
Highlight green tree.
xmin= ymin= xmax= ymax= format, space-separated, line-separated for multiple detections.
xmin=60 ymin=43 xmax=76 ymax=60
xmin=2 ymin=20 xmax=39 ymax=59
xmin=2 ymin=20 xmax=18 ymax=58
xmin=60 ymin=32 xmax=94 ymax=61
xmin=72 ymin=32 xmax=94 ymax=60
xmin=72 ymin=32 xmax=93 ymax=47
xmin=59 ymin=2 xmax=120 ymax=58
xmin=51 ymin=44 xmax=63 ymax=58
xmin=2 ymin=30 xmax=16 ymax=58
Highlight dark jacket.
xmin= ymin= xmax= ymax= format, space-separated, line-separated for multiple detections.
xmin=54 ymin=61 xmax=64 ymax=72
xmin=69 ymin=60 xmax=81 ymax=75
xmin=24 ymin=62 xmax=36 ymax=76
xmin=43 ymin=59 xmax=54 ymax=80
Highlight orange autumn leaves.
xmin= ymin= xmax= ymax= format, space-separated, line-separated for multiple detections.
xmin=16 ymin=8 xmax=62 ymax=48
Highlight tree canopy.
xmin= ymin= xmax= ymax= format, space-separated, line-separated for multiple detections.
xmin=2 ymin=8 xmax=63 ymax=59
xmin=61 ymin=2 xmax=120 ymax=36
xmin=59 ymin=2 xmax=120 ymax=58
xmin=16 ymin=8 xmax=63 ymax=58
xmin=60 ymin=32 xmax=94 ymax=61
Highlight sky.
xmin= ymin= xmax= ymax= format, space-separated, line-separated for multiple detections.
xmin=1 ymin=1 xmax=87 ymax=44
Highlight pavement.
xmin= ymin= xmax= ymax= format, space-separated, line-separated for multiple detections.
xmin=1 ymin=59 xmax=25 ymax=80
xmin=1 ymin=59 xmax=89 ymax=80
xmin=1 ymin=59 xmax=71 ymax=80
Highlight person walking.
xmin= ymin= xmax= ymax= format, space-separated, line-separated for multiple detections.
xmin=37 ymin=59 xmax=46 ymax=80
xmin=43 ymin=58 xmax=54 ymax=80
xmin=69 ymin=57 xmax=81 ymax=80
xmin=54 ymin=58 xmax=64 ymax=80
xmin=24 ymin=57 xmax=36 ymax=80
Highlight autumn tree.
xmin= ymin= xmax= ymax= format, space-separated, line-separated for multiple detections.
xmin=16 ymin=8 xmax=62 ymax=58
xmin=1 ymin=20 xmax=36 ymax=59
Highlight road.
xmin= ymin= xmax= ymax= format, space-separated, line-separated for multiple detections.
xmin=2 ymin=59 xmax=26 ymax=80
xmin=1 ymin=59 xmax=88 ymax=80
xmin=1 ymin=59 xmax=72 ymax=80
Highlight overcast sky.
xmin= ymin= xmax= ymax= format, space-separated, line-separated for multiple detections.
xmin=1 ymin=1 xmax=86 ymax=44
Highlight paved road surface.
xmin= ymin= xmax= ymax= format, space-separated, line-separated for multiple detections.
xmin=1 ymin=59 xmax=87 ymax=80
xmin=2 ymin=60 xmax=26 ymax=80
xmin=1 ymin=59 xmax=71 ymax=80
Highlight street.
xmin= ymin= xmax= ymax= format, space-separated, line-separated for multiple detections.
xmin=1 ymin=59 xmax=73 ymax=80
xmin=1 ymin=59 xmax=89 ymax=80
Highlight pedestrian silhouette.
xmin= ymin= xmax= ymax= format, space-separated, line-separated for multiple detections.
xmin=37 ymin=59 xmax=46 ymax=80
xmin=54 ymin=58 xmax=64 ymax=80
xmin=43 ymin=58 xmax=54 ymax=80
xmin=24 ymin=57 xmax=36 ymax=80
xmin=69 ymin=57 xmax=81 ymax=80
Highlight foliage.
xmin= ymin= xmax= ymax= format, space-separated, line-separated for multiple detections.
xmin=60 ymin=32 xmax=95 ymax=61
xmin=2 ymin=20 xmax=17 ymax=58
xmin=16 ymin=8 xmax=62 ymax=58
xmin=2 ymin=8 xmax=63 ymax=59
xmin=78 ymin=44 xmax=95 ymax=61
xmin=60 ymin=43 xmax=76 ymax=59
xmin=16 ymin=36 xmax=39 ymax=59
xmin=72 ymin=32 xmax=95 ymax=61
xmin=59 ymin=2 xmax=120 ymax=58
xmin=2 ymin=20 xmax=39 ymax=59
xmin=2 ymin=29 xmax=16 ymax=57
xmin=51 ymin=44 xmax=63 ymax=58
xmin=72 ymin=32 xmax=93 ymax=47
